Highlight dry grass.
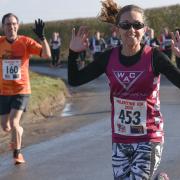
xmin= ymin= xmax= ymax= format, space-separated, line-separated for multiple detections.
xmin=29 ymin=71 xmax=69 ymax=114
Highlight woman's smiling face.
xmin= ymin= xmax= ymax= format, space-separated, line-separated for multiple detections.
xmin=118 ymin=10 xmax=145 ymax=51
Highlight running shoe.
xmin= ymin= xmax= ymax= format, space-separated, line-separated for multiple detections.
xmin=14 ymin=153 xmax=26 ymax=165
xmin=155 ymin=172 xmax=169 ymax=180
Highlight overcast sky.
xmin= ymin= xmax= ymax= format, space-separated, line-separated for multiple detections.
xmin=1 ymin=0 xmax=180 ymax=23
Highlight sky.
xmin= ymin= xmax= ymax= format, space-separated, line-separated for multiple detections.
xmin=1 ymin=0 xmax=180 ymax=24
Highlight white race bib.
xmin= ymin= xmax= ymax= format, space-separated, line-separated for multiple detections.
xmin=94 ymin=45 xmax=101 ymax=52
xmin=111 ymin=39 xmax=118 ymax=47
xmin=2 ymin=59 xmax=21 ymax=80
xmin=113 ymin=97 xmax=147 ymax=136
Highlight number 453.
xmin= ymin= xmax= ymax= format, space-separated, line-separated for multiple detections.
xmin=119 ymin=109 xmax=141 ymax=125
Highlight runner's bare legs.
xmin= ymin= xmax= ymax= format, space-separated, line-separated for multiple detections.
xmin=9 ymin=109 xmax=24 ymax=150
xmin=1 ymin=115 xmax=11 ymax=132
xmin=1 ymin=109 xmax=25 ymax=164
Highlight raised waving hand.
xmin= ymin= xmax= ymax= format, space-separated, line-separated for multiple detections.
xmin=33 ymin=19 xmax=45 ymax=41
xmin=171 ymin=31 xmax=180 ymax=58
xmin=69 ymin=26 xmax=89 ymax=52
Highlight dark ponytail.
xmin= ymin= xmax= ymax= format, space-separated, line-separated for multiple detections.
xmin=98 ymin=1 xmax=145 ymax=26
xmin=98 ymin=0 xmax=120 ymax=25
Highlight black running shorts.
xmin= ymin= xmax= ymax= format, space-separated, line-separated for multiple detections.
xmin=0 ymin=94 xmax=30 ymax=115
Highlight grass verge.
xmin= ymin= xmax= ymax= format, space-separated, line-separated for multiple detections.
xmin=29 ymin=71 xmax=69 ymax=117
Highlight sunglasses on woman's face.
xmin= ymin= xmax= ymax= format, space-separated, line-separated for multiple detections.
xmin=118 ymin=21 xmax=145 ymax=30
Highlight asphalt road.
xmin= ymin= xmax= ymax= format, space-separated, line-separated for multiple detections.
xmin=0 ymin=66 xmax=179 ymax=180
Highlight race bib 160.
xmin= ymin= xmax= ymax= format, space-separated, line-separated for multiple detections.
xmin=2 ymin=59 xmax=21 ymax=80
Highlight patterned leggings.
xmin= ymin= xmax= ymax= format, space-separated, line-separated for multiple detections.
xmin=112 ymin=142 xmax=163 ymax=180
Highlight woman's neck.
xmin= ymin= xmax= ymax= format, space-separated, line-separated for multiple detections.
xmin=121 ymin=43 xmax=141 ymax=56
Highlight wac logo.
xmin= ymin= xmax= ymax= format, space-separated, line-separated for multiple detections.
xmin=113 ymin=71 xmax=144 ymax=90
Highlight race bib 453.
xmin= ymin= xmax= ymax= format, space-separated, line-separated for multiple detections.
xmin=113 ymin=97 xmax=147 ymax=136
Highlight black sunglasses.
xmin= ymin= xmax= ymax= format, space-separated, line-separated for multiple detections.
xmin=118 ymin=21 xmax=145 ymax=30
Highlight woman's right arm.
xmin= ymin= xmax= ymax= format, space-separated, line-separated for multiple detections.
xmin=68 ymin=49 xmax=111 ymax=86
xmin=68 ymin=26 xmax=111 ymax=86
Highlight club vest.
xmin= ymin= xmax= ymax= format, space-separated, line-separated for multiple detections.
xmin=105 ymin=45 xmax=163 ymax=143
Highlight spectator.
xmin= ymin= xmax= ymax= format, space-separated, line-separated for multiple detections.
xmin=107 ymin=27 xmax=121 ymax=48
xmin=159 ymin=27 xmax=172 ymax=60
xmin=174 ymin=28 xmax=180 ymax=69
xmin=143 ymin=27 xmax=160 ymax=47
xmin=89 ymin=31 xmax=107 ymax=60
xmin=49 ymin=32 xmax=61 ymax=67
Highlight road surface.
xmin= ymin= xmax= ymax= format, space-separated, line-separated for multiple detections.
xmin=0 ymin=66 xmax=179 ymax=180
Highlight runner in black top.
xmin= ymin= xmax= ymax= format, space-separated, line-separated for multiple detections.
xmin=68 ymin=1 xmax=180 ymax=179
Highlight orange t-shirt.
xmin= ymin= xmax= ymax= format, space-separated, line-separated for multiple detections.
xmin=0 ymin=35 xmax=42 ymax=95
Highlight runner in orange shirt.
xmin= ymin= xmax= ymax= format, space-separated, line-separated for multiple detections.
xmin=0 ymin=13 xmax=51 ymax=165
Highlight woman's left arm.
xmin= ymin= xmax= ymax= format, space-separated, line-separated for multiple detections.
xmin=153 ymin=48 xmax=180 ymax=88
